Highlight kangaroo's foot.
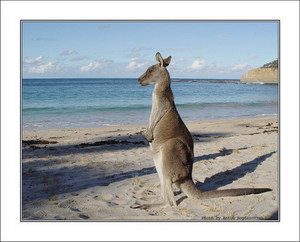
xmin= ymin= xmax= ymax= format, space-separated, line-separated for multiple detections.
xmin=131 ymin=193 xmax=177 ymax=210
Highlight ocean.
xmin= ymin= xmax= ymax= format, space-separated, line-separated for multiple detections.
xmin=22 ymin=78 xmax=278 ymax=130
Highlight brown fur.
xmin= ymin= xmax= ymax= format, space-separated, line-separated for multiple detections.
xmin=133 ymin=52 xmax=271 ymax=209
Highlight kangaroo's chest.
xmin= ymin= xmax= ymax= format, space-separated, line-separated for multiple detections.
xmin=149 ymin=88 xmax=159 ymax=122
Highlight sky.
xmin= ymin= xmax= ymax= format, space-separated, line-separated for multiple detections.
xmin=22 ymin=21 xmax=278 ymax=79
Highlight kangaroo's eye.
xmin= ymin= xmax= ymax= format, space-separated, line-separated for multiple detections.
xmin=148 ymin=69 xmax=152 ymax=73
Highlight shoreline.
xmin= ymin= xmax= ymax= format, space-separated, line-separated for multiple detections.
xmin=22 ymin=114 xmax=278 ymax=132
xmin=22 ymin=116 xmax=278 ymax=220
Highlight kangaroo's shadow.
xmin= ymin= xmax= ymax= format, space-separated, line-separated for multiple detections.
xmin=195 ymin=151 xmax=276 ymax=192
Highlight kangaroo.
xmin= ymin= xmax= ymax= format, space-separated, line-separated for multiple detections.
xmin=134 ymin=52 xmax=271 ymax=209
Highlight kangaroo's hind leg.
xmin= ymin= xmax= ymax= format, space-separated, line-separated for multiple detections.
xmin=131 ymin=145 xmax=177 ymax=209
xmin=162 ymin=177 xmax=177 ymax=207
xmin=150 ymin=144 xmax=177 ymax=206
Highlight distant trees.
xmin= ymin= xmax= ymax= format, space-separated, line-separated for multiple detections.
xmin=261 ymin=60 xmax=278 ymax=68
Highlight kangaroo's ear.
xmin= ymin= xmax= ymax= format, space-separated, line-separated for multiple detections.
xmin=164 ymin=56 xmax=172 ymax=67
xmin=156 ymin=52 xmax=164 ymax=67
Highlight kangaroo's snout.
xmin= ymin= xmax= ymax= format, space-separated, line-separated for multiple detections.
xmin=138 ymin=76 xmax=149 ymax=86
xmin=139 ymin=82 xmax=148 ymax=86
xmin=138 ymin=78 xmax=144 ymax=86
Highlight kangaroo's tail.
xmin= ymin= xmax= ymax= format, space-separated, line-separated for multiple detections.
xmin=180 ymin=179 xmax=271 ymax=199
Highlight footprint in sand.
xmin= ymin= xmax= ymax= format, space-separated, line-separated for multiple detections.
xmin=58 ymin=199 xmax=82 ymax=213
xmin=79 ymin=214 xmax=90 ymax=219
xmin=58 ymin=199 xmax=78 ymax=208
xmin=94 ymin=193 xmax=129 ymax=207
xmin=70 ymin=207 xmax=81 ymax=212
xmin=106 ymin=201 xmax=119 ymax=207
xmin=100 ymin=194 xmax=114 ymax=200
xmin=130 ymin=185 xmax=160 ymax=204
xmin=32 ymin=210 xmax=48 ymax=219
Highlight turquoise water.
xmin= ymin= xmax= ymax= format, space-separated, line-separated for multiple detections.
xmin=22 ymin=78 xmax=278 ymax=130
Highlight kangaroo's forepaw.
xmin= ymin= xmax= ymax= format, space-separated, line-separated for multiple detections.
xmin=144 ymin=131 xmax=153 ymax=142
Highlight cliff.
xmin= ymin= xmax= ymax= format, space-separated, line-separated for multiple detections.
xmin=240 ymin=60 xmax=278 ymax=84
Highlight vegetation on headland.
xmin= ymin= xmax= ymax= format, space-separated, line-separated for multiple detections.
xmin=261 ymin=60 xmax=278 ymax=69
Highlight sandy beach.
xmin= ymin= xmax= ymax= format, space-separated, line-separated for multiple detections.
xmin=22 ymin=116 xmax=278 ymax=221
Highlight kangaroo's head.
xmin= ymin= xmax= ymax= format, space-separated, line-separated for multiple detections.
xmin=138 ymin=52 xmax=172 ymax=86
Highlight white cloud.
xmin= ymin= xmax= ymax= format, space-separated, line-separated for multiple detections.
xmin=24 ymin=56 xmax=44 ymax=64
xmin=27 ymin=62 xmax=63 ymax=74
xmin=191 ymin=59 xmax=205 ymax=70
xmin=232 ymin=63 xmax=248 ymax=70
xmin=80 ymin=61 xmax=102 ymax=72
xmin=60 ymin=50 xmax=77 ymax=56
xmin=80 ymin=60 xmax=111 ymax=72
xmin=126 ymin=58 xmax=148 ymax=71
